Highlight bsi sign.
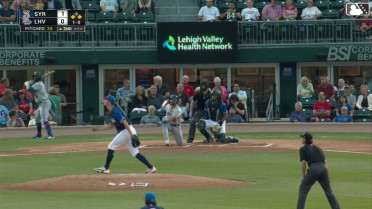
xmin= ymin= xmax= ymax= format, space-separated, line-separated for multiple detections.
xmin=327 ymin=46 xmax=372 ymax=61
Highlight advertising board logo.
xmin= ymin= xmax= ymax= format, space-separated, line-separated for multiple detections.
xmin=162 ymin=36 xmax=176 ymax=51
xmin=346 ymin=3 xmax=370 ymax=16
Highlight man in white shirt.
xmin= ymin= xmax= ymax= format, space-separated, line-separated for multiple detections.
xmin=301 ymin=0 xmax=321 ymax=20
xmin=100 ymin=0 xmax=119 ymax=13
xmin=198 ymin=0 xmax=220 ymax=22
xmin=241 ymin=0 xmax=260 ymax=20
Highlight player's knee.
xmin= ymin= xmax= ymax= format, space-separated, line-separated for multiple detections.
xmin=196 ymin=120 xmax=206 ymax=131
xmin=130 ymin=149 xmax=139 ymax=157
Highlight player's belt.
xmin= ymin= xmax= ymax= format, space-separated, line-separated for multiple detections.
xmin=310 ymin=162 xmax=325 ymax=166
xmin=169 ymin=123 xmax=180 ymax=126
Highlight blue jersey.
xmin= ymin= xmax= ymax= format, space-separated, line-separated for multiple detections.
xmin=0 ymin=105 xmax=9 ymax=125
xmin=204 ymin=100 xmax=228 ymax=121
xmin=109 ymin=107 xmax=131 ymax=133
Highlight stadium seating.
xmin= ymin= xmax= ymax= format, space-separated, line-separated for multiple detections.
xmin=299 ymin=98 xmax=317 ymax=109
xmin=116 ymin=12 xmax=136 ymax=23
xmin=130 ymin=110 xmax=148 ymax=124
xmin=314 ymin=1 xmax=329 ymax=11
xmin=256 ymin=1 xmax=269 ymax=10
xmin=278 ymin=1 xmax=286 ymax=8
xmin=96 ymin=12 xmax=115 ymax=23
xmin=236 ymin=1 xmax=247 ymax=13
xmin=82 ymin=1 xmax=100 ymax=13
xmin=321 ymin=9 xmax=340 ymax=19
xmin=319 ymin=118 xmax=332 ymax=122
xmin=326 ymin=99 xmax=337 ymax=108
xmin=302 ymin=108 xmax=313 ymax=118
xmin=353 ymin=109 xmax=372 ymax=122
xmin=87 ymin=12 xmax=96 ymax=23
xmin=135 ymin=11 xmax=155 ymax=23
xmin=218 ymin=1 xmax=231 ymax=13
xmin=330 ymin=0 xmax=344 ymax=10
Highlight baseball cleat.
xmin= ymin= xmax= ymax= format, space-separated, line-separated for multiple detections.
xmin=32 ymin=135 xmax=42 ymax=139
xmin=165 ymin=140 xmax=170 ymax=146
xmin=186 ymin=139 xmax=193 ymax=145
xmin=144 ymin=166 xmax=157 ymax=174
xmin=94 ymin=167 xmax=110 ymax=174
xmin=45 ymin=135 xmax=54 ymax=139
xmin=203 ymin=137 xmax=214 ymax=143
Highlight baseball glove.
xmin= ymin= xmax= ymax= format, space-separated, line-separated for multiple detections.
xmin=210 ymin=124 xmax=221 ymax=134
xmin=131 ymin=135 xmax=141 ymax=148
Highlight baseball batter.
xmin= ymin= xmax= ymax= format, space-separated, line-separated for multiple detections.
xmin=26 ymin=72 xmax=54 ymax=139
xmin=196 ymin=89 xmax=240 ymax=143
xmin=297 ymin=133 xmax=340 ymax=209
xmin=161 ymin=94 xmax=183 ymax=146
xmin=92 ymin=95 xmax=156 ymax=174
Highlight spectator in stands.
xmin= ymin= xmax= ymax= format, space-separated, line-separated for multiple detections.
xmin=338 ymin=79 xmax=346 ymax=92
xmin=290 ymin=101 xmax=310 ymax=122
xmin=100 ymin=0 xmax=119 ymax=14
xmin=282 ymin=0 xmax=297 ymax=20
xmin=0 ymin=0 xmax=16 ymax=23
xmin=181 ymin=75 xmax=195 ymax=98
xmin=301 ymin=0 xmax=321 ymax=20
xmin=241 ymin=0 xmax=260 ymax=21
xmin=138 ymin=0 xmax=151 ymax=12
xmin=297 ymin=76 xmax=314 ymax=98
xmin=340 ymin=0 xmax=354 ymax=19
xmin=229 ymin=83 xmax=248 ymax=104
xmin=140 ymin=105 xmax=161 ymax=125
xmin=212 ymin=77 xmax=229 ymax=105
xmin=175 ymin=83 xmax=190 ymax=112
xmin=198 ymin=0 xmax=220 ymax=22
xmin=317 ymin=75 xmax=335 ymax=100
xmin=62 ymin=0 xmax=83 ymax=10
xmin=333 ymin=106 xmax=353 ymax=123
xmin=262 ymin=0 xmax=282 ymax=20
xmin=220 ymin=1 xmax=242 ymax=21
xmin=132 ymin=86 xmax=147 ymax=109
xmin=43 ymin=0 xmax=63 ymax=9
xmin=147 ymin=85 xmax=164 ymax=109
xmin=0 ymin=89 xmax=17 ymax=112
xmin=0 ymin=78 xmax=10 ymax=98
xmin=177 ymin=98 xmax=189 ymax=120
xmin=49 ymin=87 xmax=62 ymax=125
xmin=356 ymin=85 xmax=372 ymax=110
xmin=117 ymin=79 xmax=135 ymax=115
xmin=152 ymin=75 xmax=170 ymax=100
xmin=7 ymin=110 xmax=25 ymax=127
xmin=0 ymin=104 xmax=10 ymax=128
xmin=344 ymin=85 xmax=356 ymax=109
xmin=35 ymin=0 xmax=44 ymax=9
xmin=313 ymin=92 xmax=331 ymax=121
xmin=227 ymin=94 xmax=245 ymax=121
xmin=335 ymin=95 xmax=353 ymax=117
xmin=121 ymin=0 xmax=138 ymax=14
xmin=16 ymin=89 xmax=32 ymax=125
xmin=226 ymin=107 xmax=244 ymax=123
xmin=359 ymin=18 xmax=372 ymax=37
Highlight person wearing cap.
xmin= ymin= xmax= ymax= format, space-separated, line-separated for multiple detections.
xmin=16 ymin=89 xmax=33 ymax=125
xmin=198 ymin=0 xmax=220 ymax=22
xmin=92 ymin=95 xmax=157 ymax=174
xmin=297 ymin=133 xmax=340 ymax=209
xmin=141 ymin=192 xmax=164 ymax=209
xmin=0 ymin=89 xmax=17 ymax=112
xmin=161 ymin=94 xmax=183 ymax=146
xmin=187 ymin=82 xmax=210 ymax=144
xmin=344 ymin=85 xmax=356 ymax=109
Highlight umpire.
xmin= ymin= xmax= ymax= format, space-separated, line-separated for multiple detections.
xmin=297 ymin=133 xmax=340 ymax=209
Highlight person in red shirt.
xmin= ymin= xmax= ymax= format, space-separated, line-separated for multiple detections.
xmin=16 ymin=89 xmax=33 ymax=115
xmin=282 ymin=0 xmax=297 ymax=20
xmin=181 ymin=75 xmax=195 ymax=98
xmin=0 ymin=78 xmax=10 ymax=98
xmin=212 ymin=77 xmax=229 ymax=105
xmin=317 ymin=75 xmax=335 ymax=100
xmin=313 ymin=92 xmax=331 ymax=121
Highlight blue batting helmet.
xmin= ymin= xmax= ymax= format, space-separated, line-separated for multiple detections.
xmin=33 ymin=72 xmax=42 ymax=81
xmin=170 ymin=94 xmax=179 ymax=103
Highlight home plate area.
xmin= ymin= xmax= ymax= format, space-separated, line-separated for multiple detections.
xmin=0 ymin=174 xmax=254 ymax=192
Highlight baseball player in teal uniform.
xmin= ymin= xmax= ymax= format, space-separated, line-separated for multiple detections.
xmin=26 ymin=72 xmax=54 ymax=139
xmin=92 ymin=95 xmax=156 ymax=174
xmin=297 ymin=132 xmax=340 ymax=209
xmin=161 ymin=94 xmax=183 ymax=146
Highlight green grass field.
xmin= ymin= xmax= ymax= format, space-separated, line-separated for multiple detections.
xmin=0 ymin=132 xmax=371 ymax=209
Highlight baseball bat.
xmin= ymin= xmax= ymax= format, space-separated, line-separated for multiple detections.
xmin=43 ymin=70 xmax=55 ymax=78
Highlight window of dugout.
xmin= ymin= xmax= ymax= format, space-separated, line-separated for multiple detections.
xmin=135 ymin=68 xmax=179 ymax=94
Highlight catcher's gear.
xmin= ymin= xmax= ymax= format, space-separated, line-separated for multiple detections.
xmin=170 ymin=94 xmax=179 ymax=103
xmin=131 ymin=135 xmax=141 ymax=148
xmin=32 ymin=72 xmax=42 ymax=81
xmin=211 ymin=89 xmax=222 ymax=102
xmin=210 ymin=123 xmax=221 ymax=134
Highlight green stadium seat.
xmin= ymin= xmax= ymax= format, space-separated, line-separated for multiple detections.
xmin=353 ymin=118 xmax=372 ymax=122
xmin=87 ymin=12 xmax=96 ymax=23
xmin=294 ymin=1 xmax=307 ymax=10
xmin=319 ymin=118 xmax=332 ymax=122
xmin=135 ymin=11 xmax=154 ymax=23
xmin=330 ymin=0 xmax=344 ymax=10
xmin=353 ymin=109 xmax=372 ymax=117
xmin=321 ymin=9 xmax=339 ymax=19
xmin=302 ymin=108 xmax=313 ymax=118
xmin=96 ymin=12 xmax=115 ymax=23
xmin=82 ymin=1 xmax=100 ymax=13
xmin=314 ymin=1 xmax=329 ymax=10
xmin=236 ymin=1 xmax=247 ymax=13
xmin=279 ymin=1 xmax=286 ymax=7
xmin=256 ymin=1 xmax=269 ymax=10
xmin=218 ymin=1 xmax=231 ymax=14
xmin=299 ymin=98 xmax=317 ymax=109
xmin=326 ymin=99 xmax=337 ymax=108
xmin=130 ymin=110 xmax=148 ymax=124
xmin=116 ymin=12 xmax=135 ymax=23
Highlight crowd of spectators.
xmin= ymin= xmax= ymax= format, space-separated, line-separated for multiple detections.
xmin=291 ymin=75 xmax=372 ymax=123
xmin=0 ymin=77 xmax=67 ymax=128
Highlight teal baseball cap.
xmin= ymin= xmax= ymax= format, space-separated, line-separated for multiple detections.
xmin=103 ymin=95 xmax=116 ymax=104
xmin=144 ymin=192 xmax=156 ymax=201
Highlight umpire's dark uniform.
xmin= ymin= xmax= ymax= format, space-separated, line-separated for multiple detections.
xmin=297 ymin=133 xmax=340 ymax=209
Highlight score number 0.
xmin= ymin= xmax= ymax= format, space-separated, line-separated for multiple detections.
xmin=57 ymin=10 xmax=68 ymax=25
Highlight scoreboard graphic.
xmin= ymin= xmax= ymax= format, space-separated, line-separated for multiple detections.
xmin=19 ymin=10 xmax=86 ymax=32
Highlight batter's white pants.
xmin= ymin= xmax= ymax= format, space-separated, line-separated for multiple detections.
xmin=35 ymin=100 xmax=51 ymax=123
xmin=108 ymin=125 xmax=139 ymax=157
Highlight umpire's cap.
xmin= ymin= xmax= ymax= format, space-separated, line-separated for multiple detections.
xmin=300 ymin=132 xmax=313 ymax=144
xmin=103 ymin=95 xmax=116 ymax=104
xmin=144 ymin=192 xmax=156 ymax=201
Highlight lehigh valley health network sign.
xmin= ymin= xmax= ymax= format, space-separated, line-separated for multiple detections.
xmin=157 ymin=22 xmax=237 ymax=64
